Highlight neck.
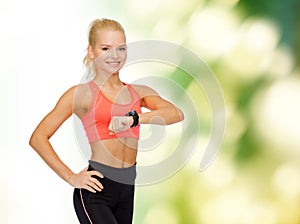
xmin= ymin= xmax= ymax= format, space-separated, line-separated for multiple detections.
xmin=93 ymin=72 xmax=122 ymax=87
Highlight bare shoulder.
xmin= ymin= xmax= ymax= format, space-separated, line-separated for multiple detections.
xmin=58 ymin=84 xmax=88 ymax=102
xmin=73 ymin=83 xmax=91 ymax=99
xmin=53 ymin=83 xmax=91 ymax=112
xmin=130 ymin=84 xmax=159 ymax=98
xmin=72 ymin=83 xmax=92 ymax=115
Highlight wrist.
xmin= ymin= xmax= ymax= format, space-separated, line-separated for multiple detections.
xmin=125 ymin=110 xmax=139 ymax=127
xmin=65 ymin=171 xmax=76 ymax=185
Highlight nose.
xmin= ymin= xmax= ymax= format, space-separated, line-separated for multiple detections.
xmin=109 ymin=47 xmax=118 ymax=58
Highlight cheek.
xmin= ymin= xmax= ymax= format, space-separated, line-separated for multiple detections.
xmin=121 ymin=52 xmax=127 ymax=60
xmin=93 ymin=51 xmax=105 ymax=59
xmin=90 ymin=48 xmax=105 ymax=59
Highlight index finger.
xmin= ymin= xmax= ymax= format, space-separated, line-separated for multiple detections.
xmin=108 ymin=120 xmax=113 ymax=131
xmin=89 ymin=170 xmax=104 ymax=178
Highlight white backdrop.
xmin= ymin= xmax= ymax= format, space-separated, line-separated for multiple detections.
xmin=0 ymin=0 xmax=132 ymax=223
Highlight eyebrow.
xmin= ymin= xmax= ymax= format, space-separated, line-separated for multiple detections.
xmin=99 ymin=44 xmax=127 ymax=47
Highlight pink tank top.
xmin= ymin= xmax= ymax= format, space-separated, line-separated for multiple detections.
xmin=81 ymin=81 xmax=141 ymax=143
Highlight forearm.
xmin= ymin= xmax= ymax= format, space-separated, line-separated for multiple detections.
xmin=139 ymin=106 xmax=184 ymax=125
xmin=29 ymin=134 xmax=74 ymax=184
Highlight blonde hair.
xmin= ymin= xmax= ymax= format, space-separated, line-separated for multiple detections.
xmin=83 ymin=18 xmax=126 ymax=67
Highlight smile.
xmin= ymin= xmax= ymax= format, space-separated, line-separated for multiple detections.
xmin=106 ymin=61 xmax=121 ymax=65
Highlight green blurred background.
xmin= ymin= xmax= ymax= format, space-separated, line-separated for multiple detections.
xmin=120 ymin=0 xmax=300 ymax=223
xmin=1 ymin=0 xmax=300 ymax=223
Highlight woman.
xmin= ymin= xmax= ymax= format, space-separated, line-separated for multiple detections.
xmin=29 ymin=18 xmax=184 ymax=224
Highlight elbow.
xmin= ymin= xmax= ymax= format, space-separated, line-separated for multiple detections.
xmin=29 ymin=131 xmax=46 ymax=150
xmin=169 ymin=108 xmax=184 ymax=124
xmin=29 ymin=132 xmax=37 ymax=149
xmin=178 ymin=108 xmax=184 ymax=122
xmin=167 ymin=108 xmax=184 ymax=124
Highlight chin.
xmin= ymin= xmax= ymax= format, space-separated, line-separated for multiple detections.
xmin=107 ymin=68 xmax=121 ymax=75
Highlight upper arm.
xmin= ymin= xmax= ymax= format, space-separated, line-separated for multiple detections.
xmin=132 ymin=84 xmax=184 ymax=124
xmin=31 ymin=86 xmax=77 ymax=139
xmin=133 ymin=85 xmax=175 ymax=110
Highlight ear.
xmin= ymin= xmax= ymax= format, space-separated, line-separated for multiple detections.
xmin=88 ymin=45 xmax=95 ymax=59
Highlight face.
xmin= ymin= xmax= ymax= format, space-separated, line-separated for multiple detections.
xmin=88 ymin=30 xmax=127 ymax=75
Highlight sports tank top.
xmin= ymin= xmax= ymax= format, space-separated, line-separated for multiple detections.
xmin=81 ymin=81 xmax=141 ymax=143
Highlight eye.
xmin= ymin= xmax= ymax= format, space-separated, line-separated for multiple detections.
xmin=118 ymin=46 xmax=127 ymax=51
xmin=102 ymin=47 xmax=110 ymax=51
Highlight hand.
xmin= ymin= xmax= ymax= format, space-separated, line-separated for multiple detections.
xmin=68 ymin=167 xmax=104 ymax=193
xmin=108 ymin=116 xmax=133 ymax=134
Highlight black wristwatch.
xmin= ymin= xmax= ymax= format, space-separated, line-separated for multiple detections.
xmin=125 ymin=110 xmax=139 ymax=127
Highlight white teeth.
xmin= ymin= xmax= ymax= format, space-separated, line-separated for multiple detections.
xmin=107 ymin=62 xmax=120 ymax=64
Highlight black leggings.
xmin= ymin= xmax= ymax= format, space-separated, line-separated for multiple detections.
xmin=73 ymin=161 xmax=136 ymax=224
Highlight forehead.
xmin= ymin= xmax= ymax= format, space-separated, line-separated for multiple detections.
xmin=95 ymin=30 xmax=126 ymax=46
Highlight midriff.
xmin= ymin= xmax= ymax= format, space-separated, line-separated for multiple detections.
xmin=90 ymin=138 xmax=138 ymax=168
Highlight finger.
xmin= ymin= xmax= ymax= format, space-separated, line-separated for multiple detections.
xmin=110 ymin=119 xmax=118 ymax=133
xmin=87 ymin=176 xmax=103 ymax=191
xmin=88 ymin=180 xmax=103 ymax=191
xmin=93 ymin=180 xmax=104 ymax=190
xmin=84 ymin=185 xmax=97 ymax=193
xmin=88 ymin=171 xmax=104 ymax=190
xmin=113 ymin=118 xmax=120 ymax=132
xmin=90 ymin=170 xmax=104 ymax=178
xmin=120 ymin=121 xmax=130 ymax=131
xmin=108 ymin=119 xmax=113 ymax=131
xmin=109 ymin=116 xmax=118 ymax=130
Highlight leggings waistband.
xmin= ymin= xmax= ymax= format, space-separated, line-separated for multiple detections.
xmin=89 ymin=160 xmax=136 ymax=185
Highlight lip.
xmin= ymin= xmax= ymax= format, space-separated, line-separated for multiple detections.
xmin=106 ymin=61 xmax=121 ymax=64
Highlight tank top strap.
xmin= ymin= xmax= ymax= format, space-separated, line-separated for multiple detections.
xmin=87 ymin=81 xmax=102 ymax=99
xmin=126 ymin=84 xmax=140 ymax=100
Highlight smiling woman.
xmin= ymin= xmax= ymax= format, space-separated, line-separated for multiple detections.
xmin=29 ymin=18 xmax=184 ymax=224
xmin=83 ymin=19 xmax=126 ymax=70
